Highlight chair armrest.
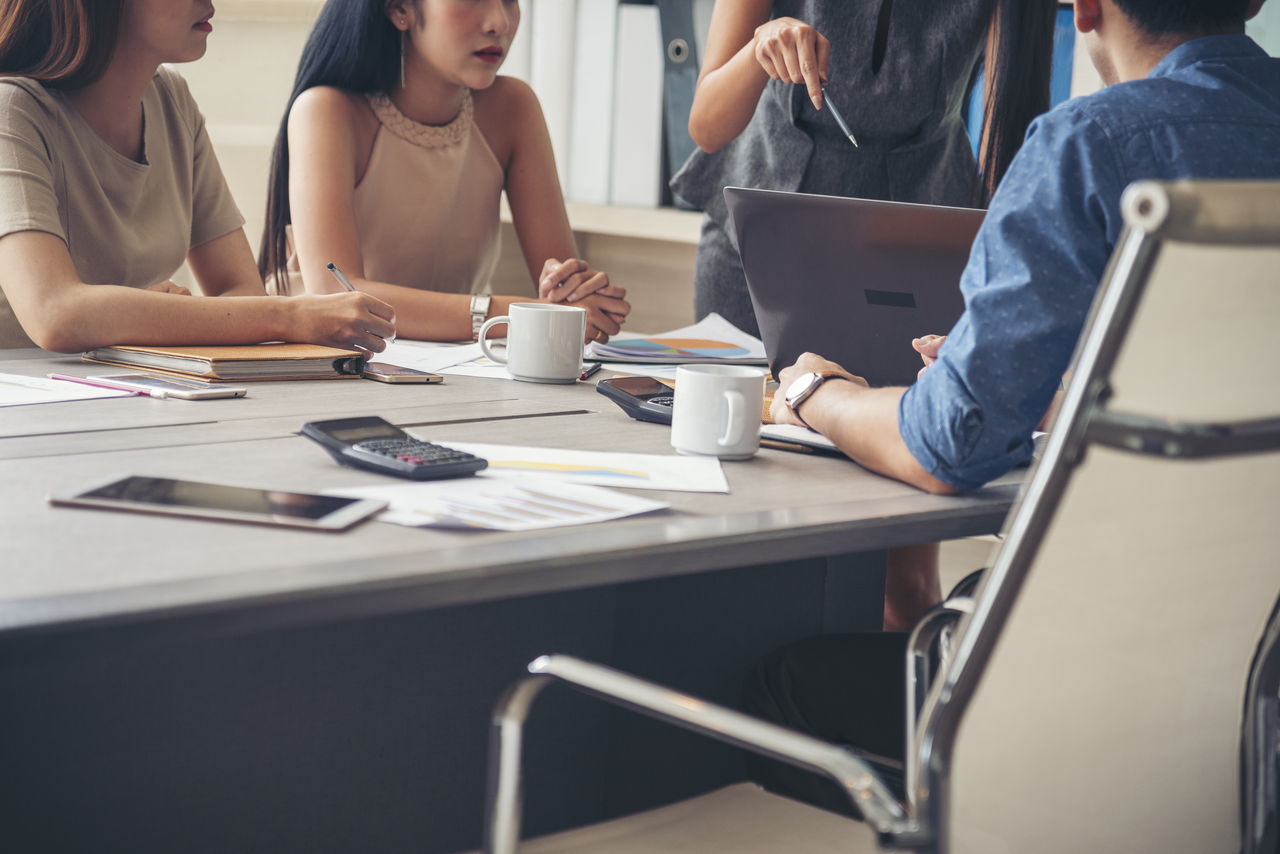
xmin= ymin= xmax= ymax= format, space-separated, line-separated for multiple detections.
xmin=484 ymin=655 xmax=923 ymax=854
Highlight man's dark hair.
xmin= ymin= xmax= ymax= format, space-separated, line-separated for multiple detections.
xmin=1112 ymin=0 xmax=1253 ymax=37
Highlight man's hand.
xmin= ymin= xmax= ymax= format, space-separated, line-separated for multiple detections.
xmin=770 ymin=352 xmax=867 ymax=427
xmin=912 ymin=334 xmax=946 ymax=379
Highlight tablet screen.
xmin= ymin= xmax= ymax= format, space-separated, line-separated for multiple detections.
xmin=51 ymin=475 xmax=386 ymax=531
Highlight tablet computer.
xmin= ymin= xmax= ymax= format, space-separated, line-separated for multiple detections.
xmin=50 ymin=474 xmax=386 ymax=532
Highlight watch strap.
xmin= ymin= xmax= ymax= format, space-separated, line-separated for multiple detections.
xmin=787 ymin=370 xmax=847 ymax=426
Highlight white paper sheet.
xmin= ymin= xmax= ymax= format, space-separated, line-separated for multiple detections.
xmin=372 ymin=340 xmax=486 ymax=374
xmin=332 ymin=478 xmax=667 ymax=531
xmin=0 ymin=373 xmax=133 ymax=407
xmin=432 ymin=441 xmax=729 ymax=493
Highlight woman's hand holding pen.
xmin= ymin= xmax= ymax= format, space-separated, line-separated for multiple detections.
xmin=753 ymin=17 xmax=830 ymax=110
xmin=290 ymin=291 xmax=396 ymax=354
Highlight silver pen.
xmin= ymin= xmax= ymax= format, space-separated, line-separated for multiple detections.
xmin=326 ymin=261 xmax=358 ymax=292
xmin=821 ymin=87 xmax=860 ymax=149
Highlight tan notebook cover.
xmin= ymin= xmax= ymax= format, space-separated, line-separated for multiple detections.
xmin=82 ymin=343 xmax=366 ymax=381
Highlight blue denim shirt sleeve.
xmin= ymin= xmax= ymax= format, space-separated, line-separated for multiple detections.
xmin=898 ymin=106 xmax=1127 ymax=491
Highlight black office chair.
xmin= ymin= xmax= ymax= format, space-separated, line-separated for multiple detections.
xmin=477 ymin=180 xmax=1280 ymax=854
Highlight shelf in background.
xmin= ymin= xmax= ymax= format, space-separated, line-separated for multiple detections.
xmin=500 ymin=198 xmax=702 ymax=245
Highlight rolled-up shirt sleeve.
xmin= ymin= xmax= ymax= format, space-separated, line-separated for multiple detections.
xmin=898 ymin=107 xmax=1127 ymax=491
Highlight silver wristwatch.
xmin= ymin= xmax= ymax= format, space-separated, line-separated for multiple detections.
xmin=469 ymin=294 xmax=492 ymax=341
xmin=783 ymin=370 xmax=847 ymax=425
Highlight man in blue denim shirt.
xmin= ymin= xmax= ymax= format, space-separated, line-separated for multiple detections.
xmin=748 ymin=0 xmax=1280 ymax=815
xmin=769 ymin=0 xmax=1280 ymax=495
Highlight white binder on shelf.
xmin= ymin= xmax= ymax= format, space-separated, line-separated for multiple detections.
xmin=567 ymin=1 xmax=619 ymax=204
xmin=609 ymin=2 xmax=664 ymax=207
xmin=530 ymin=0 xmax=578 ymax=187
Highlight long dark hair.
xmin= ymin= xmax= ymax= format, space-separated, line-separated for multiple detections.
xmin=978 ymin=0 xmax=1056 ymax=201
xmin=258 ymin=0 xmax=407 ymax=287
xmin=0 ymin=0 xmax=122 ymax=89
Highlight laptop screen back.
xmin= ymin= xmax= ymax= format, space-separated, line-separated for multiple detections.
xmin=725 ymin=187 xmax=983 ymax=387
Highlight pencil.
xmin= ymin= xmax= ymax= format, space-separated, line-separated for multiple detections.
xmin=760 ymin=438 xmax=815 ymax=454
xmin=821 ymin=87 xmax=860 ymax=149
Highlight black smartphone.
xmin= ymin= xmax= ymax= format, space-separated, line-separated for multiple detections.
xmin=595 ymin=376 xmax=675 ymax=425
xmin=362 ymin=363 xmax=444 ymax=383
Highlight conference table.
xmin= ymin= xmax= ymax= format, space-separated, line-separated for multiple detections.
xmin=0 ymin=347 xmax=1020 ymax=853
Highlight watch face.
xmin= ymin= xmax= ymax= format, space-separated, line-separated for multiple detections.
xmin=785 ymin=372 xmax=821 ymax=408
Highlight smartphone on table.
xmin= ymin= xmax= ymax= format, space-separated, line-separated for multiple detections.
xmin=49 ymin=372 xmax=247 ymax=400
xmin=362 ymin=363 xmax=444 ymax=383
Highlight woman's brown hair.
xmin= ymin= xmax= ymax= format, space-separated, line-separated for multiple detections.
xmin=0 ymin=0 xmax=122 ymax=89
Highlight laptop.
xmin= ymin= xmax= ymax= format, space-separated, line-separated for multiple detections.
xmin=724 ymin=187 xmax=984 ymax=387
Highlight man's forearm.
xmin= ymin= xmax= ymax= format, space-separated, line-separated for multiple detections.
xmin=800 ymin=382 xmax=956 ymax=494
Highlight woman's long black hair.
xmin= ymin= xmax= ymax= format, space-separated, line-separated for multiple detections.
xmin=258 ymin=0 xmax=407 ymax=287
xmin=978 ymin=0 xmax=1057 ymax=202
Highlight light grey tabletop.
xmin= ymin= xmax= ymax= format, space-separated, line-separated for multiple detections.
xmin=0 ymin=351 xmax=1021 ymax=640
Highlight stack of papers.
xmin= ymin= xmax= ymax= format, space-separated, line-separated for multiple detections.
xmin=334 ymin=479 xmax=667 ymax=532
xmin=586 ymin=314 xmax=766 ymax=365
xmin=438 ymin=443 xmax=729 ymax=493
xmin=331 ymin=443 xmax=729 ymax=532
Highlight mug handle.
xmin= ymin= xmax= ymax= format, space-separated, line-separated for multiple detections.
xmin=478 ymin=316 xmax=510 ymax=363
xmin=720 ymin=390 xmax=746 ymax=448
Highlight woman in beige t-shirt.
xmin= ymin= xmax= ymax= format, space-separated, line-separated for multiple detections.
xmin=0 ymin=0 xmax=394 ymax=353
xmin=259 ymin=0 xmax=630 ymax=343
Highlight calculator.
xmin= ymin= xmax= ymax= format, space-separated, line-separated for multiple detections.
xmin=301 ymin=416 xmax=488 ymax=480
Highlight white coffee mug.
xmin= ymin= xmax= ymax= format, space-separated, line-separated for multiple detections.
xmin=670 ymin=365 xmax=766 ymax=460
xmin=478 ymin=303 xmax=586 ymax=383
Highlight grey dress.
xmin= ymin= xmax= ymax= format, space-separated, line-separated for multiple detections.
xmin=671 ymin=0 xmax=991 ymax=337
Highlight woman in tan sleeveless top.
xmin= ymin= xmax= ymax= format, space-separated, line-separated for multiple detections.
xmin=261 ymin=0 xmax=630 ymax=343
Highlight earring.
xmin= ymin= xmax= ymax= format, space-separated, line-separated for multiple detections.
xmin=399 ymin=31 xmax=406 ymax=90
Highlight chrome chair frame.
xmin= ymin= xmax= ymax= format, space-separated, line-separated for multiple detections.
xmin=1243 ymin=598 xmax=1280 ymax=854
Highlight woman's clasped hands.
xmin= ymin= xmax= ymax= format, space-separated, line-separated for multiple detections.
xmin=538 ymin=257 xmax=630 ymax=344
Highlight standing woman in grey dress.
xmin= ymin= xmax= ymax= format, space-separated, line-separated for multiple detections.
xmin=672 ymin=0 xmax=1057 ymax=338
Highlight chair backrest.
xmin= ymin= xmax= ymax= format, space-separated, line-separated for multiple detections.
xmin=913 ymin=181 xmax=1280 ymax=854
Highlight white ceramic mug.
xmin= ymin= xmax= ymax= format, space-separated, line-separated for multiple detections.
xmin=670 ymin=365 xmax=766 ymax=460
xmin=478 ymin=303 xmax=586 ymax=383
